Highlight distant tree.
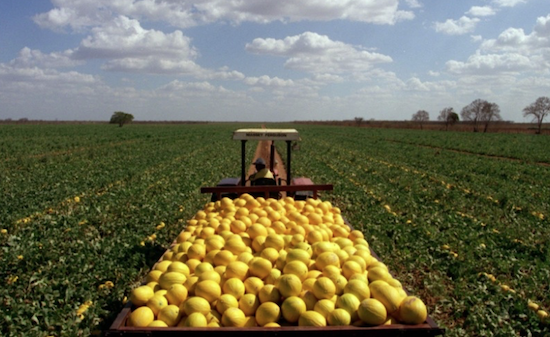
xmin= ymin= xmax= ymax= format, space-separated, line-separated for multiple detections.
xmin=480 ymin=102 xmax=502 ymax=133
xmin=461 ymin=99 xmax=502 ymax=133
xmin=412 ymin=110 xmax=429 ymax=130
xmin=523 ymin=97 xmax=550 ymax=134
xmin=354 ymin=117 xmax=364 ymax=127
xmin=110 ymin=111 xmax=134 ymax=127
xmin=438 ymin=107 xmax=458 ymax=130
xmin=460 ymin=99 xmax=485 ymax=132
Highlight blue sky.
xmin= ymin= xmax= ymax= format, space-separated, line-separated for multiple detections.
xmin=0 ymin=0 xmax=549 ymax=122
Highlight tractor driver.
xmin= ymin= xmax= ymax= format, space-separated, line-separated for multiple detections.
xmin=249 ymin=157 xmax=274 ymax=184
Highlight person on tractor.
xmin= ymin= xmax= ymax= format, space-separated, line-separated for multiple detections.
xmin=248 ymin=157 xmax=274 ymax=185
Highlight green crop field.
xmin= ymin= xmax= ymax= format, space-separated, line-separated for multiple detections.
xmin=1 ymin=123 xmax=548 ymax=336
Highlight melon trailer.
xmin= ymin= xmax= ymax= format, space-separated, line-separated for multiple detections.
xmin=106 ymin=128 xmax=445 ymax=336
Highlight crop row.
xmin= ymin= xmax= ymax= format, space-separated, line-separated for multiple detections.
xmin=286 ymin=125 xmax=549 ymax=336
xmin=344 ymin=128 xmax=550 ymax=164
xmin=0 ymin=124 xmax=259 ymax=336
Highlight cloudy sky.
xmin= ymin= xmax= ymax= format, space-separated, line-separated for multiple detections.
xmin=0 ymin=0 xmax=549 ymax=122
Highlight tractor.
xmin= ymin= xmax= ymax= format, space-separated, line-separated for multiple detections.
xmin=201 ymin=128 xmax=333 ymax=201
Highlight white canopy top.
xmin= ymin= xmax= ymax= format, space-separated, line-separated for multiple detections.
xmin=232 ymin=128 xmax=301 ymax=141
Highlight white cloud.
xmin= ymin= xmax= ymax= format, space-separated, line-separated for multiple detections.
xmin=481 ymin=27 xmax=530 ymax=51
xmin=535 ymin=14 xmax=550 ymax=36
xmin=33 ymin=2 xmax=112 ymax=32
xmin=33 ymin=0 xmax=414 ymax=31
xmin=200 ymin=68 xmax=246 ymax=81
xmin=404 ymin=0 xmax=422 ymax=9
xmin=243 ymin=75 xmax=295 ymax=87
xmin=0 ymin=62 xmax=103 ymax=112
xmin=446 ymin=51 xmax=535 ymax=75
xmin=9 ymin=47 xmax=83 ymax=68
xmin=443 ymin=13 xmax=550 ymax=100
xmin=157 ymin=80 xmax=218 ymax=95
xmin=406 ymin=77 xmax=430 ymax=91
xmin=101 ymin=58 xmax=202 ymax=74
xmin=68 ymin=16 xmax=207 ymax=75
xmin=434 ymin=16 xmax=480 ymax=35
xmin=480 ymin=14 xmax=550 ymax=56
xmin=471 ymin=35 xmax=483 ymax=42
xmin=466 ymin=6 xmax=496 ymax=17
xmin=311 ymin=73 xmax=345 ymax=84
xmin=74 ymin=16 xmax=197 ymax=60
xmin=0 ymin=63 xmax=98 ymax=85
xmin=492 ymin=0 xmax=527 ymax=8
xmin=245 ymin=32 xmax=392 ymax=75
xmin=220 ymin=0 xmax=414 ymax=25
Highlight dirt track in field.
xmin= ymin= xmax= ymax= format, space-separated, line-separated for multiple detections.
xmin=247 ymin=140 xmax=287 ymax=186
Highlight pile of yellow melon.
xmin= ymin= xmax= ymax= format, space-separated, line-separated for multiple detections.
xmin=126 ymin=194 xmax=428 ymax=328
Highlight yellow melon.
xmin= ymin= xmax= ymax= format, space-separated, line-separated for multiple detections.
xmin=312 ymin=277 xmax=336 ymax=300
xmin=243 ymin=277 xmax=264 ymax=295
xmin=154 ymin=260 xmax=173 ymax=272
xmin=165 ymin=284 xmax=188 ymax=305
xmin=281 ymin=296 xmax=307 ymax=323
xmin=225 ymin=261 xmax=250 ymax=281
xmin=313 ymin=299 xmax=335 ymax=318
xmin=221 ymin=307 xmax=247 ymax=327
xmin=258 ymin=284 xmax=282 ymax=304
xmin=335 ymin=293 xmax=360 ymax=321
xmin=194 ymin=280 xmax=222 ymax=303
xmin=327 ymin=308 xmax=351 ymax=326
xmin=256 ymin=302 xmax=281 ymax=327
xmin=198 ymin=270 xmax=221 ymax=284
xmin=276 ymin=274 xmax=302 ymax=298
xmin=239 ymin=293 xmax=260 ymax=316
xmin=342 ymin=260 xmax=363 ymax=280
xmin=215 ymin=293 xmax=239 ymax=314
xmin=167 ymin=261 xmax=191 ymax=276
xmin=187 ymin=243 xmax=206 ymax=260
xmin=158 ymin=271 xmax=186 ymax=290
xmin=369 ymin=281 xmax=404 ymax=314
xmin=398 ymin=296 xmax=427 ymax=325
xmin=282 ymin=260 xmax=309 ymax=281
xmin=367 ymin=267 xmax=391 ymax=282
xmin=183 ymin=296 xmax=211 ymax=316
xmin=157 ymin=304 xmax=181 ymax=327
xmin=298 ymin=310 xmax=327 ymax=327
xmin=146 ymin=294 xmax=168 ymax=316
xmin=243 ymin=316 xmax=258 ymax=327
xmin=213 ymin=250 xmax=235 ymax=266
xmin=194 ymin=262 xmax=214 ymax=276
xmin=130 ymin=285 xmax=155 ymax=307
xmin=222 ymin=278 xmax=245 ymax=299
xmin=315 ymin=252 xmax=340 ymax=270
xmin=357 ymin=298 xmax=387 ymax=326
xmin=249 ymin=257 xmax=272 ymax=280
xmin=148 ymin=320 xmax=168 ymax=327
xmin=300 ymin=290 xmax=318 ymax=311
xmin=129 ymin=306 xmax=154 ymax=327
xmin=184 ymin=312 xmax=208 ymax=327
xmin=344 ymin=279 xmax=370 ymax=301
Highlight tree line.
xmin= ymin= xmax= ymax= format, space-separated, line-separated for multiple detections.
xmin=412 ymin=97 xmax=550 ymax=134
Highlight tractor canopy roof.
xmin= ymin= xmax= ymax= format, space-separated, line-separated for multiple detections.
xmin=232 ymin=128 xmax=301 ymax=141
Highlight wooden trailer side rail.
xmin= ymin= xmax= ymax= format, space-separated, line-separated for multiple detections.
xmin=200 ymin=184 xmax=333 ymax=200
